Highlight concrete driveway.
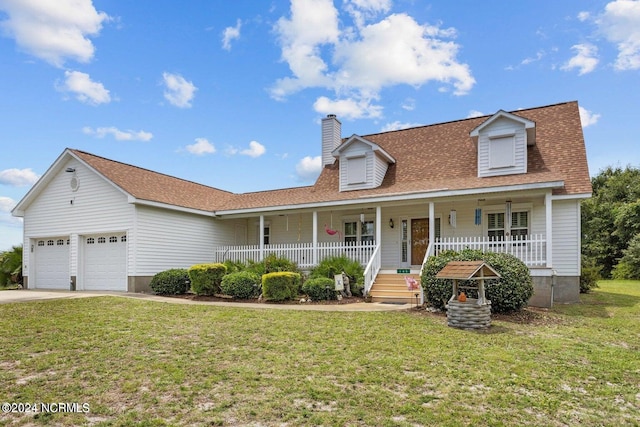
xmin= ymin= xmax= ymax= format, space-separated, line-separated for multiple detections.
xmin=0 ymin=289 xmax=413 ymax=311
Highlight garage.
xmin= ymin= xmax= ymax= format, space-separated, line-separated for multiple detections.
xmin=82 ymin=234 xmax=127 ymax=291
xmin=34 ymin=237 xmax=70 ymax=289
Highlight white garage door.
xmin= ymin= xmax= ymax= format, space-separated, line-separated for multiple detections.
xmin=34 ymin=238 xmax=70 ymax=289
xmin=83 ymin=234 xmax=127 ymax=291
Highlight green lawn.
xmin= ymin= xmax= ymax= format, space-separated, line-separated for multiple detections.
xmin=1 ymin=281 xmax=639 ymax=426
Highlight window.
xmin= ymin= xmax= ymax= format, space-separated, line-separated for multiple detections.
xmin=109 ymin=236 xmax=118 ymax=243
xmin=37 ymin=240 xmax=44 ymax=247
xmin=488 ymin=212 xmax=528 ymax=239
xmin=347 ymin=156 xmax=366 ymax=184
xmin=56 ymin=239 xmax=64 ymax=246
xmin=47 ymin=240 xmax=54 ymax=246
xmin=344 ymin=220 xmax=374 ymax=243
xmin=98 ymin=237 xmax=106 ymax=244
xmin=121 ymin=235 xmax=127 ymax=242
xmin=87 ymin=238 xmax=95 ymax=244
xmin=489 ymin=135 xmax=515 ymax=169
xmin=263 ymin=226 xmax=270 ymax=245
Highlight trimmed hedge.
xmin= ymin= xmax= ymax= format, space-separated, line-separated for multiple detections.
xmin=262 ymin=272 xmax=301 ymax=301
xmin=220 ymin=271 xmax=261 ymax=299
xmin=302 ymin=277 xmax=336 ymax=301
xmin=149 ymin=268 xmax=190 ymax=295
xmin=188 ymin=263 xmax=227 ymax=296
xmin=422 ymin=249 xmax=534 ymax=314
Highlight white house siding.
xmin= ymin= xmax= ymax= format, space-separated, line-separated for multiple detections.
xmin=133 ymin=205 xmax=217 ymax=276
xmin=477 ymin=117 xmax=527 ymax=177
xmin=373 ymin=153 xmax=389 ymax=188
xmin=22 ymin=158 xmax=133 ymax=286
xmin=551 ymin=199 xmax=581 ymax=276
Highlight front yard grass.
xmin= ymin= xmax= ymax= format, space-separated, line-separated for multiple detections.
xmin=1 ymin=281 xmax=639 ymax=426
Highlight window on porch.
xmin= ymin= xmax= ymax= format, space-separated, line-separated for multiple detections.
xmin=488 ymin=211 xmax=528 ymax=239
xmin=344 ymin=220 xmax=374 ymax=243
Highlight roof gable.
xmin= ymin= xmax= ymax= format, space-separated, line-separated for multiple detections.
xmin=331 ymin=135 xmax=396 ymax=164
xmin=470 ymin=110 xmax=536 ymax=146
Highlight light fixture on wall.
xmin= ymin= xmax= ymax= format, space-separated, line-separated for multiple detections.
xmin=389 ymin=218 xmax=394 ymax=228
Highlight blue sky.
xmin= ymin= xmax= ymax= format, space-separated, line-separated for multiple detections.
xmin=1 ymin=0 xmax=639 ymax=249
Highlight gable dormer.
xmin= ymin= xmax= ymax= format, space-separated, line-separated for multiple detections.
xmin=332 ymin=135 xmax=395 ymax=192
xmin=470 ymin=110 xmax=536 ymax=178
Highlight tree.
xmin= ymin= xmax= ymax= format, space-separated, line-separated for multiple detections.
xmin=0 ymin=245 xmax=23 ymax=287
xmin=582 ymin=166 xmax=640 ymax=277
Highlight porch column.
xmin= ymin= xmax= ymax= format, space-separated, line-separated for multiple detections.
xmin=259 ymin=215 xmax=265 ymax=261
xmin=312 ymin=211 xmax=318 ymax=266
xmin=376 ymin=206 xmax=381 ymax=246
xmin=545 ymin=192 xmax=553 ymax=268
xmin=429 ymin=202 xmax=435 ymax=256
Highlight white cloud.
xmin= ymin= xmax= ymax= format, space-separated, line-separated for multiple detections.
xmin=466 ymin=110 xmax=485 ymax=118
xmin=60 ymin=70 xmax=111 ymax=105
xmin=401 ymin=98 xmax=415 ymax=111
xmin=222 ymin=19 xmax=241 ymax=51
xmin=0 ymin=196 xmax=16 ymax=212
xmin=579 ymin=106 xmax=601 ymax=127
xmin=380 ymin=121 xmax=422 ymax=132
xmin=225 ymin=146 xmax=239 ymax=156
xmin=83 ymin=126 xmax=153 ymax=141
xmin=295 ymin=155 xmax=322 ymax=181
xmin=0 ymin=0 xmax=110 ymax=67
xmin=271 ymin=1 xmax=474 ymax=119
xmin=597 ymin=0 xmax=640 ymax=70
xmin=578 ymin=11 xmax=591 ymax=22
xmin=186 ymin=138 xmax=216 ymax=156
xmin=0 ymin=168 xmax=39 ymax=187
xmin=240 ymin=141 xmax=266 ymax=158
xmin=561 ymin=43 xmax=599 ymax=75
xmin=162 ymin=72 xmax=197 ymax=108
xmin=313 ymin=96 xmax=383 ymax=119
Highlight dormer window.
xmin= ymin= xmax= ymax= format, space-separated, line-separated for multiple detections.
xmin=331 ymin=135 xmax=395 ymax=192
xmin=489 ymin=133 xmax=516 ymax=169
xmin=347 ymin=155 xmax=366 ymax=184
xmin=470 ymin=110 xmax=536 ymax=178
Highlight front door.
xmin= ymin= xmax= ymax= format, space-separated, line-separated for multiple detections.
xmin=411 ymin=218 xmax=429 ymax=265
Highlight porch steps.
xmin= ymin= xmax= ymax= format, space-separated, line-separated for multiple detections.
xmin=369 ymin=273 xmax=421 ymax=304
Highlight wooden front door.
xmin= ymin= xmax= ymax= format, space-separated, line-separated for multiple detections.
xmin=411 ymin=218 xmax=429 ymax=265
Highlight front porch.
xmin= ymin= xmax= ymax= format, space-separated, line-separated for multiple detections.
xmin=212 ymin=194 xmax=558 ymax=304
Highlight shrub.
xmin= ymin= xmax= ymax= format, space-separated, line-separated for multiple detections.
xmin=222 ymin=259 xmax=246 ymax=274
xmin=149 ymin=268 xmax=190 ymax=295
xmin=302 ymin=277 xmax=337 ymax=301
xmin=244 ymin=254 xmax=300 ymax=277
xmin=220 ymin=271 xmax=261 ymax=299
xmin=421 ymin=249 xmax=534 ymax=314
xmin=309 ymin=255 xmax=364 ymax=293
xmin=262 ymin=272 xmax=301 ymax=301
xmin=580 ymin=257 xmax=601 ymax=293
xmin=188 ymin=263 xmax=227 ymax=296
xmin=613 ymin=233 xmax=640 ymax=280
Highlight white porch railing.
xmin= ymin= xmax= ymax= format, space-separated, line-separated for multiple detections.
xmin=363 ymin=243 xmax=381 ymax=297
xmin=214 ymin=241 xmax=377 ymax=270
xmin=433 ymin=234 xmax=547 ymax=267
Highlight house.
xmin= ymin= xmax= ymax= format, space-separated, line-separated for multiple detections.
xmin=12 ymin=101 xmax=592 ymax=307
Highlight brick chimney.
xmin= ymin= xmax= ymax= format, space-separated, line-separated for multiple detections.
xmin=321 ymin=114 xmax=341 ymax=167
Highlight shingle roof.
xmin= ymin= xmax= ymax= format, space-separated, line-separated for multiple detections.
xmin=217 ymin=101 xmax=591 ymax=211
xmin=71 ymin=149 xmax=234 ymax=212
xmin=71 ymin=101 xmax=591 ymax=214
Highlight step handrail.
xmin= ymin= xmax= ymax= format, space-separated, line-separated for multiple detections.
xmin=363 ymin=243 xmax=381 ymax=296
